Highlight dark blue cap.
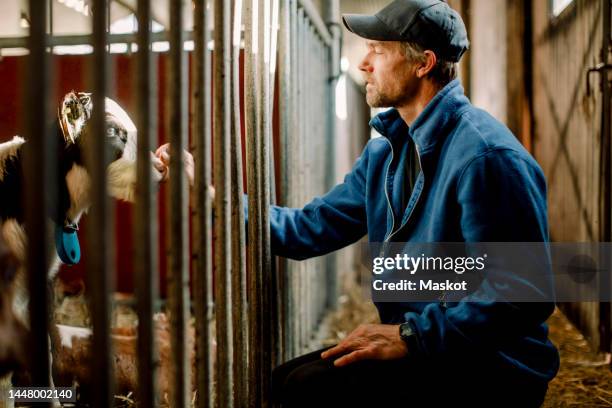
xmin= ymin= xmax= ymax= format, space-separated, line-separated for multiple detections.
xmin=342 ymin=0 xmax=469 ymax=63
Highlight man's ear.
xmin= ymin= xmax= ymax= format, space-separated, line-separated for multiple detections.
xmin=416 ymin=50 xmax=437 ymax=78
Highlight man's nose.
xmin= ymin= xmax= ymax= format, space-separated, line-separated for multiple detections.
xmin=358 ymin=57 xmax=373 ymax=73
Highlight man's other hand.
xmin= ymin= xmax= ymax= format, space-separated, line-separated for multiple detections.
xmin=320 ymin=324 xmax=408 ymax=367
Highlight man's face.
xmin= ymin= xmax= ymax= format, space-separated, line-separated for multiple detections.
xmin=358 ymin=40 xmax=419 ymax=108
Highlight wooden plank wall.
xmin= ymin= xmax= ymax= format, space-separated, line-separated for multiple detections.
xmin=531 ymin=0 xmax=604 ymax=349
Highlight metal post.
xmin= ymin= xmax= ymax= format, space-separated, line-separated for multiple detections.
xmin=289 ymin=0 xmax=299 ymax=359
xmin=269 ymin=0 xmax=283 ymax=369
xmin=230 ymin=0 xmax=248 ymax=404
xmin=168 ymin=0 xmax=191 ymax=405
xmin=87 ymin=0 xmax=114 ymax=406
xmin=135 ymin=0 xmax=159 ymax=406
xmin=245 ymin=0 xmax=263 ymax=404
xmin=324 ymin=0 xmax=340 ymax=311
xmin=192 ymin=1 xmax=215 ymax=407
xmin=278 ymin=0 xmax=293 ymax=363
xmin=259 ymin=0 xmax=273 ymax=403
xmin=298 ymin=9 xmax=306 ymax=354
xmin=213 ymin=0 xmax=234 ymax=406
xmin=23 ymin=0 xmax=52 ymax=397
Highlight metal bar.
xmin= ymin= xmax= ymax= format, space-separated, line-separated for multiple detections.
xmin=268 ymin=0 xmax=282 ymax=367
xmin=298 ymin=9 xmax=306 ymax=354
xmin=245 ymin=0 xmax=263 ymax=404
xmin=168 ymin=0 xmax=191 ymax=405
xmin=23 ymin=0 xmax=52 ymax=396
xmin=87 ymin=0 xmax=114 ymax=406
xmin=259 ymin=0 xmax=273 ymax=404
xmin=135 ymin=0 xmax=159 ymax=406
xmin=230 ymin=0 xmax=248 ymax=404
xmin=192 ymin=1 xmax=215 ymax=407
xmin=277 ymin=0 xmax=292 ymax=363
xmin=0 ymin=31 xmax=195 ymax=49
xmin=213 ymin=0 xmax=235 ymax=406
xmin=324 ymin=0 xmax=340 ymax=311
xmin=297 ymin=0 xmax=332 ymax=46
xmin=289 ymin=0 xmax=299 ymax=359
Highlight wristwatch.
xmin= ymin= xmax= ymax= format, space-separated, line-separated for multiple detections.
xmin=399 ymin=322 xmax=420 ymax=354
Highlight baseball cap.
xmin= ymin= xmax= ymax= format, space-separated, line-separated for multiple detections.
xmin=342 ymin=0 xmax=469 ymax=63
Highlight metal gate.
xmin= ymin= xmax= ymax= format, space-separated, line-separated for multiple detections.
xmin=14 ymin=0 xmax=341 ymax=406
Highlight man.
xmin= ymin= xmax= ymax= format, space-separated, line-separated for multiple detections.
xmin=158 ymin=0 xmax=559 ymax=405
xmin=264 ymin=0 xmax=559 ymax=407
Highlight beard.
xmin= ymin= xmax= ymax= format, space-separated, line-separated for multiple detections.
xmin=366 ymin=87 xmax=398 ymax=108
xmin=365 ymin=75 xmax=419 ymax=108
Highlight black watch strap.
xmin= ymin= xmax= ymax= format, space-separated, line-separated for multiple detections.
xmin=399 ymin=322 xmax=420 ymax=355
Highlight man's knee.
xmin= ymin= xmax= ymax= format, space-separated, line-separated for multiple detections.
xmin=272 ymin=359 xmax=336 ymax=406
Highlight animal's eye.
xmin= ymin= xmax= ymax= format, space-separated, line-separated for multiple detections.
xmin=118 ymin=130 xmax=128 ymax=144
xmin=107 ymin=127 xmax=116 ymax=137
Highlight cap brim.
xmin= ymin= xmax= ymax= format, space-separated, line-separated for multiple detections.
xmin=342 ymin=14 xmax=401 ymax=41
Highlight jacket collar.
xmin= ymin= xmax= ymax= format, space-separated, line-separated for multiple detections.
xmin=369 ymin=79 xmax=470 ymax=152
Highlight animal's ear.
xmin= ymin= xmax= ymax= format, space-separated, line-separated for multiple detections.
xmin=58 ymin=91 xmax=93 ymax=145
xmin=76 ymin=92 xmax=93 ymax=119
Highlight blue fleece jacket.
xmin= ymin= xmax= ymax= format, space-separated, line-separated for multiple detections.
xmin=267 ymin=79 xmax=560 ymax=385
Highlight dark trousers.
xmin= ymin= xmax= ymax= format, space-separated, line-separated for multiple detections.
xmin=271 ymin=346 xmax=549 ymax=408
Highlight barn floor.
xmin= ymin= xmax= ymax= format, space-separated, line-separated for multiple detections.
xmin=324 ymin=290 xmax=612 ymax=407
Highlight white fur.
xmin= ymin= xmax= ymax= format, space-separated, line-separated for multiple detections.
xmin=57 ymin=324 xmax=92 ymax=349
xmin=105 ymin=98 xmax=136 ymax=133
xmin=65 ymin=164 xmax=91 ymax=222
xmin=0 ymin=136 xmax=25 ymax=182
xmin=107 ymin=156 xmax=163 ymax=203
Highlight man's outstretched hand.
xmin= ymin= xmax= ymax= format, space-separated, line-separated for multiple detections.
xmin=155 ymin=143 xmax=195 ymax=186
xmin=320 ymin=324 xmax=408 ymax=367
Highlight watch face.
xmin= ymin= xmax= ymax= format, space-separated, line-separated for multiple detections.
xmin=400 ymin=322 xmax=414 ymax=338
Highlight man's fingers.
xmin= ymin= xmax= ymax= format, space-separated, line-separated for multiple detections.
xmin=155 ymin=143 xmax=170 ymax=157
xmin=321 ymin=342 xmax=351 ymax=360
xmin=333 ymin=349 xmax=371 ymax=367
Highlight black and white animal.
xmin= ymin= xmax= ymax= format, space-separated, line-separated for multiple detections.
xmin=0 ymin=91 xmax=164 ymax=406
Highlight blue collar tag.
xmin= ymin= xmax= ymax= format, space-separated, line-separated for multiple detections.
xmin=54 ymin=222 xmax=81 ymax=265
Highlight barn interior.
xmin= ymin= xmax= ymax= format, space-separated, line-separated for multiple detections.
xmin=0 ymin=0 xmax=611 ymax=407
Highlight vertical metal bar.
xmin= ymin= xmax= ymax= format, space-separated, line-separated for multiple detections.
xmin=135 ymin=0 xmax=159 ymax=406
xmin=298 ymin=9 xmax=306 ymax=354
xmin=259 ymin=0 xmax=273 ymax=403
xmin=168 ymin=0 xmax=190 ymax=405
xmin=214 ymin=0 xmax=235 ymax=406
xmin=245 ymin=0 xmax=263 ymax=405
xmin=305 ymin=25 xmax=313 ymax=343
xmin=87 ymin=0 xmax=114 ymax=406
xmin=269 ymin=0 xmax=282 ymax=369
xmin=278 ymin=0 xmax=292 ymax=363
xmin=289 ymin=0 xmax=298 ymax=359
xmin=324 ymin=0 xmax=340 ymax=312
xmin=193 ymin=1 xmax=215 ymax=407
xmin=23 ymin=0 xmax=52 ymax=396
xmin=48 ymin=0 xmax=53 ymax=54
xmin=230 ymin=0 xmax=248 ymax=403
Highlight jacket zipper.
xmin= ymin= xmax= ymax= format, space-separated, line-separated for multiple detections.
xmin=380 ymin=140 xmax=446 ymax=307
xmin=382 ymin=138 xmax=395 ymax=242
xmin=385 ymin=141 xmax=424 ymax=242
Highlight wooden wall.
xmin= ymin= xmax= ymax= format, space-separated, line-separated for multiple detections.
xmin=531 ymin=0 xmax=605 ymax=349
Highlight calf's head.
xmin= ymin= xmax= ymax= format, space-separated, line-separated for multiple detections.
xmin=58 ymin=91 xmax=158 ymax=213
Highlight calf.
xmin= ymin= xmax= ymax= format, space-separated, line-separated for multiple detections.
xmin=0 ymin=235 xmax=27 ymax=403
xmin=0 ymin=91 xmax=164 ymax=406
